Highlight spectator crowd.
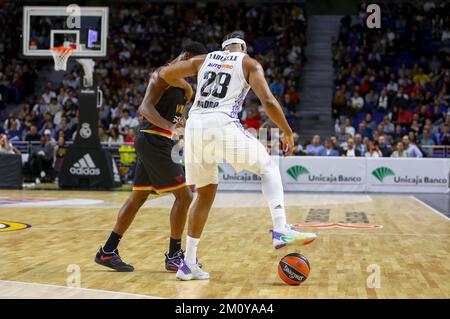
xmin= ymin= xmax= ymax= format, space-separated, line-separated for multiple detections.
xmin=324 ymin=1 xmax=450 ymax=158
xmin=0 ymin=2 xmax=307 ymax=182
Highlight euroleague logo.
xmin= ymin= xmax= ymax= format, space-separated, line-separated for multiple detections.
xmin=0 ymin=220 xmax=32 ymax=232
xmin=282 ymin=264 xmax=305 ymax=281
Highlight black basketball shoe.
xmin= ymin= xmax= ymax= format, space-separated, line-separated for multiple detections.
xmin=95 ymin=247 xmax=134 ymax=272
xmin=165 ymin=250 xmax=202 ymax=272
xmin=165 ymin=249 xmax=184 ymax=272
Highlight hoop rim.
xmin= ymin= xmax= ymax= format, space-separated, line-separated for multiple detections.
xmin=50 ymin=46 xmax=75 ymax=53
xmin=50 ymin=46 xmax=74 ymax=71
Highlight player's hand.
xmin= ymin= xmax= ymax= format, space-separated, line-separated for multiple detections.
xmin=171 ymin=119 xmax=185 ymax=136
xmin=281 ymin=132 xmax=295 ymax=157
xmin=175 ymin=118 xmax=186 ymax=129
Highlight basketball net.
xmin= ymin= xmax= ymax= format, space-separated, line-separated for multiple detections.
xmin=50 ymin=47 xmax=74 ymax=71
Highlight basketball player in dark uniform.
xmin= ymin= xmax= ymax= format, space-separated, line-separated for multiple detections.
xmin=95 ymin=42 xmax=208 ymax=272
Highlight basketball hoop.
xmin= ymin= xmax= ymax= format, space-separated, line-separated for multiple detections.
xmin=50 ymin=46 xmax=74 ymax=71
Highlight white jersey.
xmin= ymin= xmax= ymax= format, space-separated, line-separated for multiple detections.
xmin=189 ymin=50 xmax=250 ymax=118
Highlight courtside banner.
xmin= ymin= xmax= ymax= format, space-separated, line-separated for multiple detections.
xmin=216 ymin=157 xmax=449 ymax=193
xmin=366 ymin=158 xmax=450 ymax=194
xmin=281 ymin=157 xmax=366 ymax=192
xmin=0 ymin=154 xmax=22 ymax=189
xmin=217 ymin=163 xmax=261 ymax=191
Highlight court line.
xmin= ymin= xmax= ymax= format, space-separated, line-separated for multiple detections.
xmin=410 ymin=196 xmax=450 ymax=221
xmin=27 ymin=226 xmax=450 ymax=237
xmin=0 ymin=279 xmax=163 ymax=299
xmin=0 ymin=193 xmax=374 ymax=209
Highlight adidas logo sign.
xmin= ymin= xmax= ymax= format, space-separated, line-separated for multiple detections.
xmin=69 ymin=154 xmax=101 ymax=176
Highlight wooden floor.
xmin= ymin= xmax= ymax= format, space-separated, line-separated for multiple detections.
xmin=0 ymin=190 xmax=449 ymax=299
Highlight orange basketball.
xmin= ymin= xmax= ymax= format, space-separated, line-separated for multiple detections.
xmin=278 ymin=253 xmax=310 ymax=285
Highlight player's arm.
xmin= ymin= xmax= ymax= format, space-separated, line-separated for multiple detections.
xmin=138 ymin=73 xmax=176 ymax=131
xmin=170 ymin=78 xmax=193 ymax=101
xmin=244 ymin=56 xmax=294 ymax=156
xmin=159 ymin=54 xmax=207 ymax=85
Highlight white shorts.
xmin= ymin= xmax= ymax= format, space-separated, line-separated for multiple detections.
xmin=184 ymin=113 xmax=272 ymax=188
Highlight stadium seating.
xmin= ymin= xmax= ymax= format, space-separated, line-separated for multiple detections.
xmin=328 ymin=2 xmax=450 ymax=158
xmin=0 ymin=2 xmax=308 ymax=182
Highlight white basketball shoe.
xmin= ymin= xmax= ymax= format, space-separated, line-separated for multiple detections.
xmin=176 ymin=260 xmax=210 ymax=281
xmin=271 ymin=225 xmax=317 ymax=249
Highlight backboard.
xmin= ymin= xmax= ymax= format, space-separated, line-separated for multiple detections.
xmin=22 ymin=6 xmax=108 ymax=58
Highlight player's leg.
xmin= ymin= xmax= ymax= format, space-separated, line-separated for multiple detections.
xmin=176 ymin=118 xmax=217 ymax=280
xmin=142 ymin=136 xmax=194 ymax=271
xmin=187 ymin=184 xmax=217 ymax=238
xmin=94 ymin=189 xmax=150 ymax=272
xmin=258 ymin=157 xmax=316 ymax=248
xmin=222 ymin=121 xmax=287 ymax=228
xmin=164 ymin=185 xmax=193 ymax=271
xmin=186 ymin=184 xmax=218 ymax=267
xmin=225 ymin=121 xmax=317 ymax=248
xmin=176 ymin=183 xmax=217 ymax=281
xmin=113 ymin=190 xmax=151 ymax=236
xmin=170 ymin=186 xmax=193 ymax=239
xmin=94 ymin=158 xmax=150 ymax=272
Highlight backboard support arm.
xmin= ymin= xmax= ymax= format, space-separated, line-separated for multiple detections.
xmin=76 ymin=58 xmax=95 ymax=88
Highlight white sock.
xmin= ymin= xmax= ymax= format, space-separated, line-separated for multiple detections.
xmin=260 ymin=162 xmax=287 ymax=231
xmin=185 ymin=235 xmax=200 ymax=266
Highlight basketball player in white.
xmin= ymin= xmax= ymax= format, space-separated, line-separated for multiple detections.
xmin=160 ymin=33 xmax=317 ymax=280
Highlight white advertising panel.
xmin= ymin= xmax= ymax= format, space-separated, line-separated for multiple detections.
xmin=215 ymin=157 xmax=449 ymax=194
xmin=366 ymin=158 xmax=449 ymax=193
xmin=281 ymin=157 xmax=366 ymax=192
xmin=217 ymin=163 xmax=261 ymax=191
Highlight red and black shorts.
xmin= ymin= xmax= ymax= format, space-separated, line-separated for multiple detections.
xmin=132 ymin=130 xmax=186 ymax=194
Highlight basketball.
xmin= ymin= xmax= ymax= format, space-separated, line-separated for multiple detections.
xmin=278 ymin=253 xmax=310 ymax=285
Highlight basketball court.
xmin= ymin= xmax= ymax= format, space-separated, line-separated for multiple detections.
xmin=1 ymin=190 xmax=449 ymax=299
xmin=0 ymin=3 xmax=448 ymax=302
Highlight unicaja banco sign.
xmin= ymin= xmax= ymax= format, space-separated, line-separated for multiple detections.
xmin=371 ymin=167 xmax=395 ymax=182
xmin=286 ymin=165 xmax=309 ymax=181
xmin=218 ymin=164 xmax=261 ymax=184
xmin=286 ymin=165 xmax=362 ymax=184
xmin=371 ymin=166 xmax=448 ymax=185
